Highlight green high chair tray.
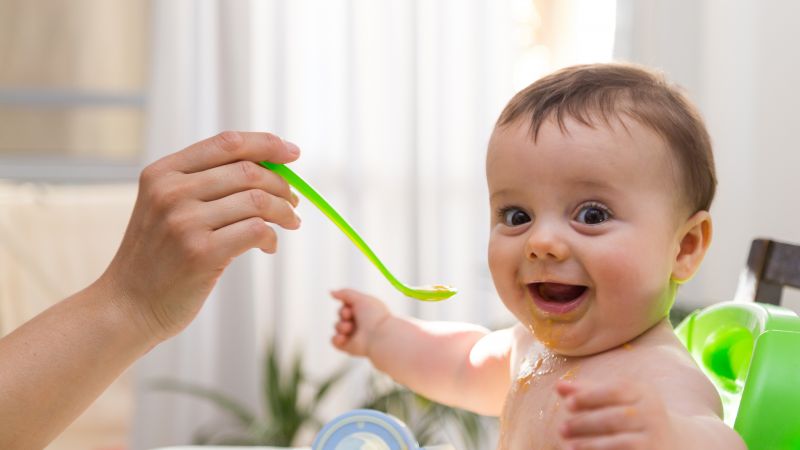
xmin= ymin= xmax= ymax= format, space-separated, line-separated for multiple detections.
xmin=675 ymin=301 xmax=800 ymax=449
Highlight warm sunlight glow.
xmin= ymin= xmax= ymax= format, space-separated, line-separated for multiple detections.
xmin=513 ymin=0 xmax=617 ymax=90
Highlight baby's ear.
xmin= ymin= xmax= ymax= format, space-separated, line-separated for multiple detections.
xmin=671 ymin=211 xmax=713 ymax=283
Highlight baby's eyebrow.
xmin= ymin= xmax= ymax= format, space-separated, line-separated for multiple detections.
xmin=489 ymin=188 xmax=512 ymax=201
xmin=570 ymin=179 xmax=618 ymax=193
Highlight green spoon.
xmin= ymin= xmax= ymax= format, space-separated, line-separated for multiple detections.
xmin=260 ymin=161 xmax=457 ymax=301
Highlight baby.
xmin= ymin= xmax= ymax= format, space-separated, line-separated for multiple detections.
xmin=330 ymin=63 xmax=746 ymax=450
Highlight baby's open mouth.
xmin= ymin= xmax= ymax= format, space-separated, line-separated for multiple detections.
xmin=529 ymin=282 xmax=587 ymax=303
xmin=528 ymin=282 xmax=588 ymax=315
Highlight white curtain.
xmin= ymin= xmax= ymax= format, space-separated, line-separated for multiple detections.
xmin=614 ymin=0 xmax=800 ymax=313
xmin=133 ymin=1 xmax=265 ymax=447
xmin=133 ymin=1 xmax=616 ymax=448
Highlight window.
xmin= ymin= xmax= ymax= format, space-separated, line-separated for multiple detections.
xmin=0 ymin=0 xmax=149 ymax=181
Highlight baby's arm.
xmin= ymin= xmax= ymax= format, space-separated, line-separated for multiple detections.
xmin=331 ymin=289 xmax=511 ymax=416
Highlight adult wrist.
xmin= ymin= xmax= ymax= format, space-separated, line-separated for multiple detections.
xmin=92 ymin=272 xmax=164 ymax=351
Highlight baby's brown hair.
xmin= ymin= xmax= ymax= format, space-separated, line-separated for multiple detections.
xmin=496 ymin=63 xmax=716 ymax=213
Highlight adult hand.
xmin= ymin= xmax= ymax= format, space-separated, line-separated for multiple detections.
xmin=102 ymin=131 xmax=301 ymax=342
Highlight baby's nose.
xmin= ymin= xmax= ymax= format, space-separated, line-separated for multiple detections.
xmin=525 ymin=226 xmax=570 ymax=261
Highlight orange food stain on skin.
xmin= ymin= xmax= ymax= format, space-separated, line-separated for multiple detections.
xmin=515 ymin=378 xmax=532 ymax=392
xmin=516 ymin=357 xmax=543 ymax=392
xmin=503 ymin=345 xmax=577 ymax=450
xmin=529 ymin=317 xmax=564 ymax=349
xmin=625 ymin=406 xmax=638 ymax=417
xmin=623 ymin=343 xmax=634 ymax=351
xmin=498 ymin=416 xmax=508 ymax=450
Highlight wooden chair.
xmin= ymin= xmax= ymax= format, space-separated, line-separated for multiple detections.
xmin=734 ymin=238 xmax=800 ymax=306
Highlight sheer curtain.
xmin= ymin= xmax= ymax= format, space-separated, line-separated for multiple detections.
xmin=133 ymin=1 xmax=264 ymax=447
xmin=133 ymin=1 xmax=616 ymax=448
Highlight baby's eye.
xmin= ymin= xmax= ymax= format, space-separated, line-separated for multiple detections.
xmin=500 ymin=207 xmax=531 ymax=227
xmin=575 ymin=203 xmax=611 ymax=225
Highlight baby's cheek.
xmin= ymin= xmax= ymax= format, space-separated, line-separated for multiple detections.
xmin=594 ymin=246 xmax=642 ymax=287
xmin=488 ymin=238 xmax=514 ymax=285
xmin=594 ymin=246 xmax=669 ymax=313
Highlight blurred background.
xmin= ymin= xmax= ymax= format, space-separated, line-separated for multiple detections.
xmin=0 ymin=0 xmax=798 ymax=449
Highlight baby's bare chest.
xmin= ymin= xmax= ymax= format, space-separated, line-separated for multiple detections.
xmin=496 ymin=352 xmax=580 ymax=450
xmin=497 ymin=376 xmax=566 ymax=450
xmin=496 ymin=344 xmax=647 ymax=450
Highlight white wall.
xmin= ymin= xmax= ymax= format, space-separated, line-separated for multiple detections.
xmin=616 ymin=0 xmax=800 ymax=312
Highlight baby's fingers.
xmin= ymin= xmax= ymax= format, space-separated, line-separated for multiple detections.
xmin=331 ymin=334 xmax=349 ymax=349
xmin=561 ymin=406 xmax=644 ymax=439
xmin=331 ymin=317 xmax=356 ymax=351
xmin=562 ymin=432 xmax=644 ymax=450
xmin=330 ymin=288 xmax=373 ymax=305
xmin=335 ymin=320 xmax=354 ymax=335
xmin=556 ymin=380 xmax=579 ymax=397
xmin=339 ymin=305 xmax=354 ymax=320
xmin=558 ymin=381 xmax=640 ymax=411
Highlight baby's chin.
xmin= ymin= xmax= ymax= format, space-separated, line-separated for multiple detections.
xmin=528 ymin=318 xmax=651 ymax=357
xmin=541 ymin=339 xmax=623 ymax=357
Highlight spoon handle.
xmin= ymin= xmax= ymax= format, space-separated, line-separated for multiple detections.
xmin=260 ymin=162 xmax=406 ymax=293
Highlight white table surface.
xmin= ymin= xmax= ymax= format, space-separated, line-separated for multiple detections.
xmin=152 ymin=447 xmax=311 ymax=450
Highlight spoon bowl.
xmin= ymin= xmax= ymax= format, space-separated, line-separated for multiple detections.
xmin=260 ymin=161 xmax=457 ymax=301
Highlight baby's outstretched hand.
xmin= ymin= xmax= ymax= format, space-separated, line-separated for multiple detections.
xmin=556 ymin=379 xmax=674 ymax=450
xmin=331 ymin=288 xmax=391 ymax=357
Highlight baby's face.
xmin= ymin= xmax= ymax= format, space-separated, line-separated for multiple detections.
xmin=487 ymin=116 xmax=687 ymax=356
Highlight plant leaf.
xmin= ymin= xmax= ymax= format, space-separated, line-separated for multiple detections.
xmin=358 ymin=376 xmax=491 ymax=449
xmin=310 ymin=365 xmax=348 ymax=410
xmin=263 ymin=341 xmax=284 ymax=421
xmin=149 ymin=378 xmax=256 ymax=427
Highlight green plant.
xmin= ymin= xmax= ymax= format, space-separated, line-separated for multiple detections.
xmin=150 ymin=341 xmax=346 ymax=446
xmin=361 ymin=375 xmax=493 ymax=449
xmin=151 ymin=342 xmax=494 ymax=447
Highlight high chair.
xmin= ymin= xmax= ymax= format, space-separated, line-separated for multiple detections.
xmin=675 ymin=238 xmax=800 ymax=450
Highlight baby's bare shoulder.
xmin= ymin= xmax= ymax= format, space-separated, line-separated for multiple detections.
xmin=647 ymin=342 xmax=722 ymax=417
xmin=589 ymin=336 xmax=722 ymax=417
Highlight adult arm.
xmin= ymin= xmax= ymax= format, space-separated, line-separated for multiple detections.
xmin=0 ymin=132 xmax=301 ymax=449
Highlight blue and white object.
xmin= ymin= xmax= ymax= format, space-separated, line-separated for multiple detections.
xmin=312 ymin=409 xmax=453 ymax=450
xmin=151 ymin=410 xmax=453 ymax=450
